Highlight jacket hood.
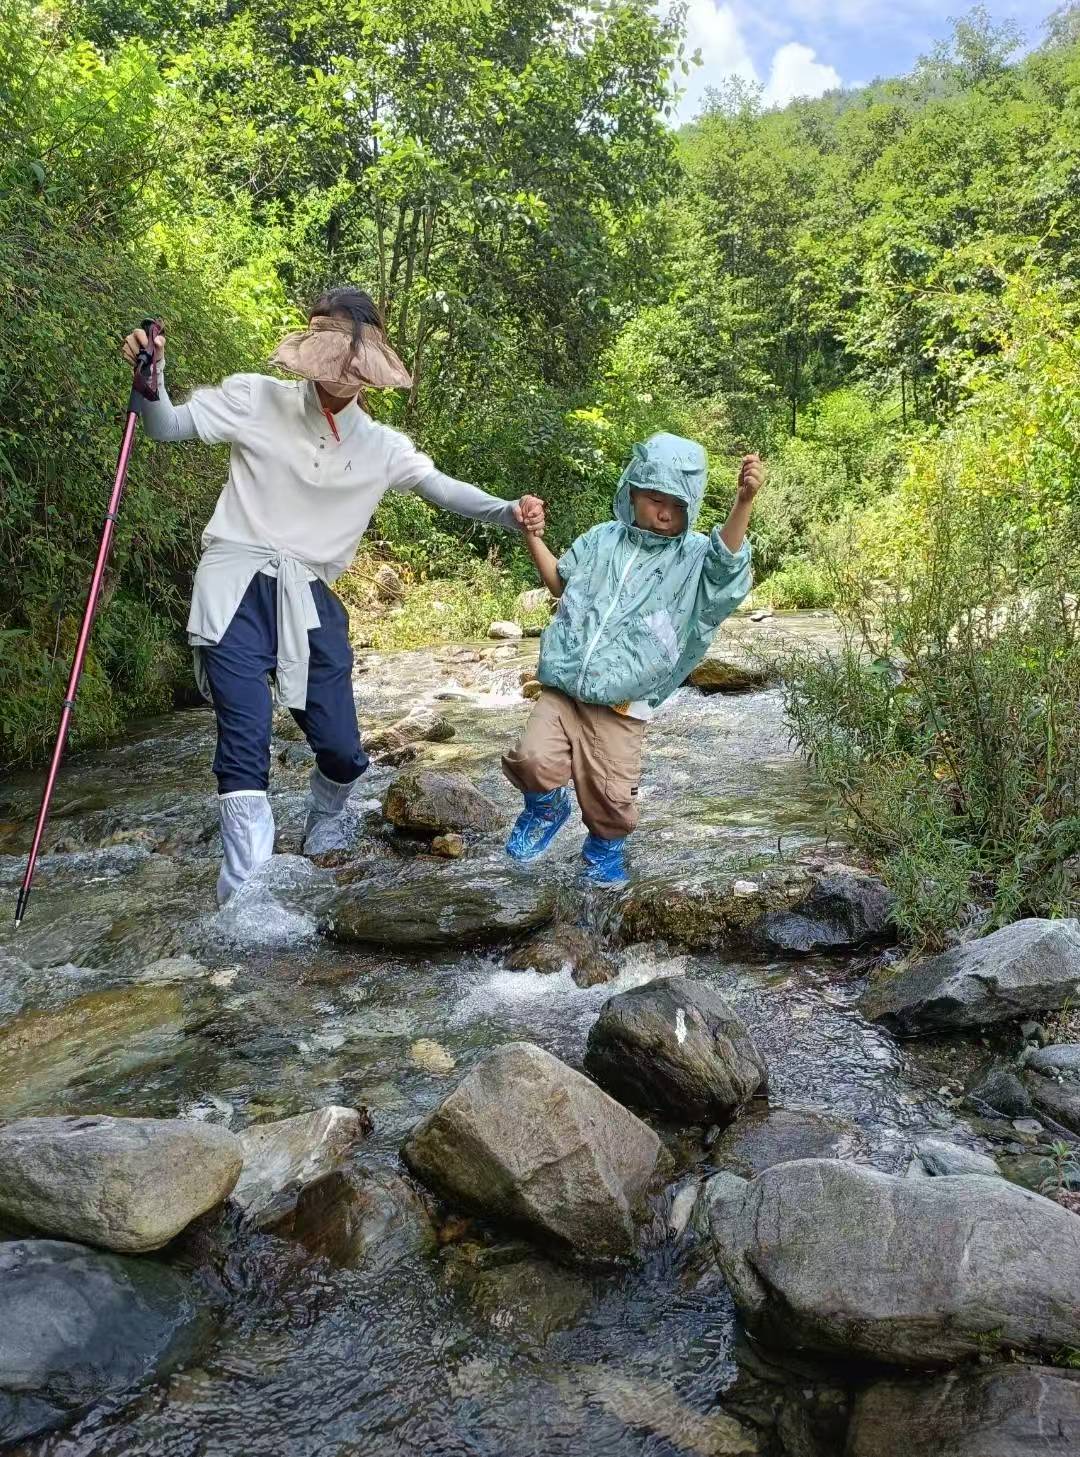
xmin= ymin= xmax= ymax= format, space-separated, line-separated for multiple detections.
xmin=614 ymin=432 xmax=708 ymax=536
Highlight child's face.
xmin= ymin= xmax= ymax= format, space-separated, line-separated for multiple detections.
xmin=631 ymin=488 xmax=687 ymax=537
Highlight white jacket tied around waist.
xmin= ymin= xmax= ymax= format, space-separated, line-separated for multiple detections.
xmin=135 ymin=368 xmax=521 ymax=709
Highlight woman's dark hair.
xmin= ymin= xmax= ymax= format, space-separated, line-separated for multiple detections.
xmin=307 ymin=286 xmax=384 ymax=348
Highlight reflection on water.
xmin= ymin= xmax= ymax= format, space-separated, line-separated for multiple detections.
xmin=0 ymin=622 xmax=961 ymax=1456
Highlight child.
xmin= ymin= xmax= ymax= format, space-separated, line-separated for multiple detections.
xmin=502 ymin=433 xmax=763 ymax=883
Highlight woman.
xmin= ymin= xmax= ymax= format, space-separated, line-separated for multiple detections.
xmin=122 ymin=287 xmax=545 ymax=904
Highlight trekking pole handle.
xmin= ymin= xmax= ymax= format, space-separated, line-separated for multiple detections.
xmin=132 ymin=317 xmax=163 ymax=402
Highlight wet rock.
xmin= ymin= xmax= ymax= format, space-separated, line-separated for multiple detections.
xmin=382 ymin=769 xmax=501 ymax=835
xmin=860 ymin=918 xmax=1080 ymax=1035
xmin=583 ymin=1368 xmax=762 ymax=1455
xmin=409 ymin=1038 xmax=456 ymax=1075
xmin=266 ymin=1166 xmax=435 ymax=1271
xmin=365 ymin=709 xmax=455 ymax=757
xmin=584 ymin=977 xmax=766 ymax=1124
xmin=1023 ymin=1071 xmax=1080 ymax=1136
xmin=711 ymin=1107 xmax=866 ymax=1180
xmin=0 ymin=981 xmax=194 ymax=1116
xmin=0 ymin=1240 xmax=206 ymax=1445
xmin=685 ymin=654 xmax=771 ymax=694
xmin=403 ymin=1042 xmax=665 ymax=1262
xmin=710 ymin=1159 xmax=1080 ymax=1367
xmin=505 ymin=926 xmax=618 ymax=987
xmin=374 ymin=563 xmax=404 ymax=601
xmin=1028 ymin=1042 xmax=1080 ymax=1077
xmin=488 ymin=620 xmax=523 ymax=640
xmin=749 ymin=608 xmax=773 ymax=623
xmin=515 ymin=587 xmax=553 ymax=617
xmin=443 ymin=1250 xmax=591 ymax=1343
xmin=757 ymin=870 xmax=895 ymax=953
xmin=431 ymin=832 xmax=465 ymax=858
xmin=967 ymin=1068 xmax=1033 ymax=1118
xmin=0 ymin=1115 xmax=243 ymax=1253
xmin=1020 ymin=1019 xmax=1050 ymax=1046
xmin=232 ymin=1106 xmax=370 ymax=1227
xmin=848 ymin=1365 xmax=1080 ymax=1457
xmin=906 ymin=1137 xmax=1000 ymax=1179
xmin=329 ymin=866 xmax=554 ymax=949
xmin=619 ymin=865 xmax=814 ymax=950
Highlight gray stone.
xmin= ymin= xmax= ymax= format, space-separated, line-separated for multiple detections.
xmin=374 ymin=563 xmax=404 ymax=601
xmin=712 ymin=1107 xmax=866 ymax=1179
xmin=442 ymin=1251 xmax=591 ymax=1343
xmin=710 ymin=1159 xmax=1080 ymax=1367
xmin=0 ymin=1239 xmax=206 ymax=1444
xmin=848 ymin=1365 xmax=1080 ymax=1457
xmin=584 ymin=977 xmax=766 ymax=1124
xmin=330 ymin=866 xmax=555 ymax=948
xmin=506 ymin=926 xmax=618 ymax=987
xmin=758 ymin=870 xmax=895 ymax=953
xmin=908 ymin=1137 xmax=1000 ymax=1179
xmin=266 ymin=1166 xmax=435 ymax=1271
xmin=232 ymin=1106 xmax=371 ymax=1226
xmin=515 ymin=587 xmax=553 ymax=617
xmin=1028 ymin=1043 xmax=1080 ymax=1077
xmin=404 ymin=1042 xmax=665 ymax=1262
xmin=382 ymin=769 xmax=501 ymax=835
xmin=685 ymin=655 xmax=771 ymax=693
xmin=488 ymin=620 xmax=523 ymax=640
xmin=365 ymin=709 xmax=455 ymax=757
xmin=860 ymin=918 xmax=1080 ymax=1035
xmin=1023 ymin=1072 xmax=1080 ymax=1136
xmin=968 ymin=1069 xmax=1033 ymax=1118
xmin=0 ymin=1115 xmax=243 ymax=1253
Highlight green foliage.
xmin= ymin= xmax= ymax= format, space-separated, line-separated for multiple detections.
xmin=783 ymin=280 xmax=1080 ymax=949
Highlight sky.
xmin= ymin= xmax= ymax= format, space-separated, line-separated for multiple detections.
xmin=670 ymin=0 xmax=1064 ymax=120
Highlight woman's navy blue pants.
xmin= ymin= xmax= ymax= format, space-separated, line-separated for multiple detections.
xmin=201 ymin=574 xmax=369 ymax=795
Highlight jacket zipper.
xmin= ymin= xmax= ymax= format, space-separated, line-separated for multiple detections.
xmin=576 ymin=544 xmax=640 ymax=699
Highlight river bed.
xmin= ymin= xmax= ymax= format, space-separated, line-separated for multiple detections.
xmin=0 ymin=616 xmax=989 ymax=1457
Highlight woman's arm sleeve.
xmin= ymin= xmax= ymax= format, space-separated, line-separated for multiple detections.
xmin=131 ymin=370 xmax=199 ymax=442
xmin=412 ymin=469 xmax=521 ymax=532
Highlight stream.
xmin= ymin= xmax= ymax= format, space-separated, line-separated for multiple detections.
xmin=0 ymin=615 xmax=988 ymax=1457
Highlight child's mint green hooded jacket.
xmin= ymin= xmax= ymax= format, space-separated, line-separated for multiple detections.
xmin=537 ymin=433 xmax=752 ymax=713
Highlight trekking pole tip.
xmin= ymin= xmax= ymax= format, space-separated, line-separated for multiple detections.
xmin=14 ymin=888 xmax=27 ymax=930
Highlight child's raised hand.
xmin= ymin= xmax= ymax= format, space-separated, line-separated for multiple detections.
xmin=515 ymin=494 xmax=546 ymax=536
xmin=738 ymin=453 xmax=764 ymax=504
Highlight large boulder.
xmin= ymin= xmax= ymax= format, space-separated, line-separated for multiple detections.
xmin=403 ymin=1042 xmax=665 ymax=1262
xmin=619 ymin=866 xmax=814 ymax=950
xmin=0 ymin=1115 xmax=243 ymax=1253
xmin=231 ymin=1106 xmax=371 ymax=1227
xmin=848 ymin=1365 xmax=1080 ymax=1457
xmin=906 ymin=1136 xmax=1000 ymax=1180
xmin=584 ymin=977 xmax=766 ymax=1124
xmin=710 ymin=1159 xmax=1080 ymax=1367
xmin=860 ymin=918 xmax=1080 ymax=1035
xmin=329 ymin=867 xmax=555 ymax=949
xmin=711 ymin=1106 xmax=866 ymax=1179
xmin=382 ymin=769 xmax=501 ymax=835
xmin=0 ymin=980 xmax=195 ymax=1117
xmin=685 ymin=654 xmax=771 ymax=693
xmin=757 ymin=870 xmax=895 ymax=953
xmin=0 ymin=1240 xmax=206 ymax=1444
xmin=266 ymin=1166 xmax=435 ymax=1271
xmin=365 ymin=709 xmax=454 ymax=758
xmin=1027 ymin=1042 xmax=1080 ymax=1076
xmin=1023 ymin=1070 xmax=1080 ymax=1136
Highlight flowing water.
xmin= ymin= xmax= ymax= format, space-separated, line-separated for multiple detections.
xmin=0 ymin=616 xmax=977 ymax=1457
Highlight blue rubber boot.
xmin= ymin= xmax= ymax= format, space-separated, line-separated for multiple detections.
xmin=506 ymin=787 xmax=572 ymax=861
xmin=581 ymin=833 xmax=629 ymax=886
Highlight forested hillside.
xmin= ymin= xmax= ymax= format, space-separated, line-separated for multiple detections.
xmin=2 ymin=1 xmax=1079 ymax=936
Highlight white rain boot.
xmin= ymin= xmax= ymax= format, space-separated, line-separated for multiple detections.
xmin=217 ymin=791 xmax=275 ymax=905
xmin=303 ymin=766 xmax=355 ymax=855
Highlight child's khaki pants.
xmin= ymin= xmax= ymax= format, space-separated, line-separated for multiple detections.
xmin=502 ymin=688 xmax=645 ymax=840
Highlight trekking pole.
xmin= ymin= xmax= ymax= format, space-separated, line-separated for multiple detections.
xmin=14 ymin=319 xmax=163 ymax=929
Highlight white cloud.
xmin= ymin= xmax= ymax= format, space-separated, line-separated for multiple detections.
xmin=762 ymin=40 xmax=842 ymax=105
xmin=668 ymin=3 xmax=843 ymax=122
xmin=672 ymin=1 xmax=757 ymax=120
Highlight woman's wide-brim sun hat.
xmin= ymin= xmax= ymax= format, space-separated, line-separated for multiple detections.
xmin=269 ymin=316 xmax=412 ymax=391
